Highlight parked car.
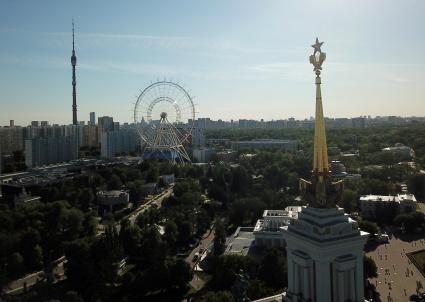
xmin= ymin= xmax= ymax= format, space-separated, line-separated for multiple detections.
xmin=192 ymin=253 xmax=199 ymax=262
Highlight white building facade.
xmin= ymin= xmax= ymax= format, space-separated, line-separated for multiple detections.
xmin=101 ymin=130 xmax=138 ymax=158
xmin=359 ymin=194 xmax=417 ymax=220
xmin=253 ymin=207 xmax=302 ymax=248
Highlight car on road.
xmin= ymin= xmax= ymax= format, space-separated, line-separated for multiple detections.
xmin=192 ymin=253 xmax=199 ymax=262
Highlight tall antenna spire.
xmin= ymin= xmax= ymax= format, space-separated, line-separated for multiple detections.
xmin=71 ymin=19 xmax=78 ymax=125
xmin=72 ymin=19 xmax=75 ymax=52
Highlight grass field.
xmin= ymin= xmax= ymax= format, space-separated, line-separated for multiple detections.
xmin=408 ymin=249 xmax=425 ymax=278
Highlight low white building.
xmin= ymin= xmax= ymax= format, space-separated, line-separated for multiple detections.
xmin=359 ymin=194 xmax=417 ymax=220
xmin=382 ymin=143 xmax=415 ymax=159
xmin=96 ymin=190 xmax=129 ymax=212
xmin=253 ymin=206 xmax=303 ymax=248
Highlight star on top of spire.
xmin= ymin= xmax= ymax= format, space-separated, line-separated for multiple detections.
xmin=311 ymin=37 xmax=324 ymax=55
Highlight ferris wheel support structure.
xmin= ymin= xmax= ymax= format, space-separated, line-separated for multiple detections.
xmin=133 ymin=81 xmax=195 ymax=163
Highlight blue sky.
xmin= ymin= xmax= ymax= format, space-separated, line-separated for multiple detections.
xmin=0 ymin=0 xmax=424 ymax=125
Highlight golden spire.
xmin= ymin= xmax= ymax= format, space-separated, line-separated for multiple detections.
xmin=299 ymin=38 xmax=343 ymax=209
xmin=309 ymin=38 xmax=329 ymax=177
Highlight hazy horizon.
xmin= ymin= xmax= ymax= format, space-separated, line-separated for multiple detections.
xmin=1 ymin=0 xmax=424 ymax=125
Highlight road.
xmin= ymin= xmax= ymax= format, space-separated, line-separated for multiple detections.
xmin=4 ymin=256 xmax=66 ymax=295
xmin=185 ymin=227 xmax=216 ymax=291
xmin=3 ymin=186 xmax=174 ymax=295
xmin=128 ymin=186 xmax=173 ymax=225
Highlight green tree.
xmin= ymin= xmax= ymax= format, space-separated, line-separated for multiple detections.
xmin=92 ymin=225 xmax=123 ymax=284
xmin=60 ymin=208 xmax=84 ymax=240
xmin=89 ymin=173 xmax=105 ymax=189
xmin=127 ymin=180 xmax=145 ymax=202
xmin=211 ymin=254 xmax=254 ymax=290
xmin=258 ymin=248 xmax=287 ymax=289
xmin=408 ymin=174 xmax=425 ymax=198
xmin=83 ymin=213 xmax=98 ymax=237
xmin=358 ymin=220 xmax=378 ymax=236
xmin=25 ymin=244 xmax=43 ymax=271
xmin=163 ymin=220 xmax=179 ymax=250
xmin=120 ymin=223 xmax=142 ymax=256
xmin=107 ymin=174 xmax=123 ymax=190
xmin=64 ymin=239 xmax=97 ymax=295
xmin=146 ymin=168 xmax=159 ymax=183
xmin=167 ymin=258 xmax=193 ymax=290
xmin=138 ymin=226 xmax=165 ymax=268
xmin=7 ymin=252 xmax=24 ymax=278
xmin=64 ymin=291 xmax=84 ymax=302
xmin=79 ymin=188 xmax=94 ymax=211
xmin=199 ymin=291 xmax=233 ymax=302
xmin=178 ymin=221 xmax=193 ymax=244
xmin=363 ymin=255 xmax=378 ymax=278
xmin=247 ymin=279 xmax=274 ymax=301
xmin=213 ymin=220 xmax=226 ymax=256
xmin=341 ymin=189 xmax=358 ymax=213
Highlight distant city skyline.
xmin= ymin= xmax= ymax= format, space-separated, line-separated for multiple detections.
xmin=1 ymin=0 xmax=425 ymax=125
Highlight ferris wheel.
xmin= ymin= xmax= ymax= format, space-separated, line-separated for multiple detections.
xmin=133 ymin=81 xmax=195 ymax=163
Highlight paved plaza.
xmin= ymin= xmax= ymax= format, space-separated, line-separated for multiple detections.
xmin=367 ymin=234 xmax=425 ymax=302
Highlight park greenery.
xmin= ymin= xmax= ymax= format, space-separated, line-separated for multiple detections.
xmin=1 ymin=123 xmax=425 ymax=301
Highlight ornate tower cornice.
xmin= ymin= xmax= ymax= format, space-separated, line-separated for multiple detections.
xmin=300 ymin=38 xmax=343 ymax=208
xmin=71 ymin=20 xmax=78 ymax=125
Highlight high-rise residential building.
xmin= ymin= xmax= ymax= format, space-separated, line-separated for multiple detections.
xmin=31 ymin=121 xmax=40 ymax=127
xmin=90 ymin=112 xmax=96 ymax=125
xmin=192 ymin=148 xmax=215 ymax=163
xmin=82 ymin=124 xmax=99 ymax=147
xmin=40 ymin=121 xmax=49 ymax=127
xmin=25 ymin=136 xmax=78 ymax=167
xmin=191 ymin=128 xmax=205 ymax=147
xmin=9 ymin=120 xmax=14 ymax=127
xmin=97 ymin=116 xmax=115 ymax=142
xmin=0 ymin=126 xmax=24 ymax=154
xmin=101 ymin=129 xmax=138 ymax=158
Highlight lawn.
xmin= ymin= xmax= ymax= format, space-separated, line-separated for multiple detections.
xmin=408 ymin=249 xmax=425 ymax=278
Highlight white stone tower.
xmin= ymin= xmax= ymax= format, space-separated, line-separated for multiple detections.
xmin=281 ymin=38 xmax=368 ymax=302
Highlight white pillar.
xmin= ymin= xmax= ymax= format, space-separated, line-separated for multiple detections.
xmin=338 ymin=271 xmax=345 ymax=302
xmin=294 ymin=263 xmax=300 ymax=295
xmin=355 ymin=253 xmax=365 ymax=300
xmin=349 ymin=269 xmax=356 ymax=301
xmin=287 ymin=250 xmax=294 ymax=295
xmin=332 ymin=264 xmax=338 ymax=300
xmin=303 ymin=267 xmax=310 ymax=300
xmin=315 ymin=260 xmax=331 ymax=301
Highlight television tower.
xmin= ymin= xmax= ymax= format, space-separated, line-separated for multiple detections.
xmin=71 ymin=20 xmax=78 ymax=125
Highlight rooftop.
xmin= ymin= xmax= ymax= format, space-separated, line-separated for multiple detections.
xmin=360 ymin=194 xmax=417 ymax=203
xmin=97 ymin=190 xmax=128 ymax=198
xmin=225 ymin=227 xmax=256 ymax=256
